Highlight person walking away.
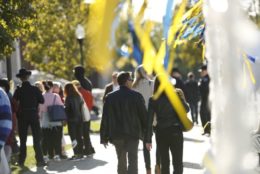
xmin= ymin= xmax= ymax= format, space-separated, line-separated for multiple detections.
xmin=101 ymin=71 xmax=147 ymax=174
xmin=39 ymin=81 xmax=63 ymax=162
xmin=64 ymin=83 xmax=84 ymax=160
xmin=0 ymin=87 xmax=12 ymax=174
xmin=72 ymin=80 xmax=95 ymax=157
xmin=13 ymin=68 xmax=46 ymax=167
xmin=74 ymin=65 xmax=92 ymax=92
xmin=52 ymin=81 xmax=67 ymax=159
xmin=184 ymin=72 xmax=199 ymax=124
xmin=102 ymin=71 xmax=119 ymax=103
xmin=171 ymin=68 xmax=186 ymax=92
xmin=145 ymin=75 xmax=190 ymax=174
xmin=132 ymin=65 xmax=153 ymax=174
xmin=198 ymin=65 xmax=211 ymax=135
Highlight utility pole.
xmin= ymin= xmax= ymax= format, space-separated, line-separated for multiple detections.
xmin=6 ymin=56 xmax=12 ymax=81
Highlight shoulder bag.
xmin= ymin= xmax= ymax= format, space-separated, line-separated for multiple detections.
xmin=47 ymin=95 xmax=67 ymax=122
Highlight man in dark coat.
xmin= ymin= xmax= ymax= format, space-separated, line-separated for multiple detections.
xmin=184 ymin=72 xmax=200 ymax=124
xmin=74 ymin=65 xmax=93 ymax=92
xmin=102 ymin=71 xmax=118 ymax=103
xmin=13 ymin=68 xmax=46 ymax=167
xmin=171 ymin=67 xmax=186 ymax=92
xmin=100 ymin=71 xmax=147 ymax=174
xmin=198 ymin=65 xmax=211 ymax=135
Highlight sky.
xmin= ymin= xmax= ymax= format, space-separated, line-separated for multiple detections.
xmin=132 ymin=0 xmax=179 ymax=23
xmin=132 ymin=0 xmax=255 ymax=23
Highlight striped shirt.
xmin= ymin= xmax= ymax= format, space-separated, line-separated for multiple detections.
xmin=0 ymin=88 xmax=12 ymax=148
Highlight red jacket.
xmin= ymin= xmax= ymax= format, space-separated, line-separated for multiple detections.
xmin=78 ymin=87 xmax=93 ymax=110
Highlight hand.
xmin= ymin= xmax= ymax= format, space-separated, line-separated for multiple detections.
xmin=146 ymin=143 xmax=152 ymax=151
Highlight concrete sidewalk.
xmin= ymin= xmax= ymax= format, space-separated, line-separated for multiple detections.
xmin=23 ymin=125 xmax=210 ymax=174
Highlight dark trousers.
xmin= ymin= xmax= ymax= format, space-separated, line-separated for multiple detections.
xmin=18 ymin=112 xmax=44 ymax=164
xmin=68 ymin=121 xmax=83 ymax=155
xmin=155 ymin=130 xmax=161 ymax=165
xmin=200 ymin=102 xmax=211 ymax=133
xmin=188 ymin=101 xmax=198 ymax=123
xmin=82 ymin=121 xmax=94 ymax=153
xmin=143 ymin=141 xmax=151 ymax=170
xmin=42 ymin=126 xmax=62 ymax=157
xmin=113 ymin=138 xmax=139 ymax=174
xmin=157 ymin=126 xmax=183 ymax=174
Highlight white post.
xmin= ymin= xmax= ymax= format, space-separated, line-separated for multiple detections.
xmin=204 ymin=0 xmax=257 ymax=173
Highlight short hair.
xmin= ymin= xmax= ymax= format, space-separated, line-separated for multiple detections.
xmin=117 ymin=71 xmax=131 ymax=86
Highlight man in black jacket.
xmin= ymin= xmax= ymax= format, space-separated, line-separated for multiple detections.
xmin=13 ymin=68 xmax=46 ymax=167
xmin=198 ymin=65 xmax=211 ymax=135
xmin=74 ymin=65 xmax=92 ymax=92
xmin=100 ymin=71 xmax=147 ymax=174
xmin=184 ymin=72 xmax=199 ymax=124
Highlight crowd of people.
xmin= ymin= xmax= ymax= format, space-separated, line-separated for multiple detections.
xmin=0 ymin=65 xmax=96 ymax=173
xmin=101 ymin=65 xmax=211 ymax=174
xmin=0 ymin=64 xmax=211 ymax=174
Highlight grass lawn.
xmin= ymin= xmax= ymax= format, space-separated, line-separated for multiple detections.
xmin=11 ymin=146 xmax=36 ymax=174
xmin=10 ymin=121 xmax=100 ymax=174
xmin=11 ymin=145 xmax=72 ymax=174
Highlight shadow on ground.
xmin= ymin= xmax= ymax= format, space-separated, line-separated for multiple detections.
xmin=183 ymin=162 xmax=203 ymax=170
xmin=24 ymin=157 xmax=107 ymax=174
xmin=184 ymin=137 xmax=205 ymax=143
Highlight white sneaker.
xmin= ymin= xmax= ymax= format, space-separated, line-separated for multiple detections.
xmin=53 ymin=155 xmax=61 ymax=162
xmin=43 ymin=155 xmax=49 ymax=163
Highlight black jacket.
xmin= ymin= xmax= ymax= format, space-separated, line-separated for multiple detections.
xmin=100 ymin=86 xmax=147 ymax=143
xmin=145 ymin=90 xmax=189 ymax=143
xmin=184 ymin=79 xmax=199 ymax=103
xmin=76 ymin=76 xmax=93 ymax=92
xmin=13 ymin=81 xmax=44 ymax=114
xmin=199 ymin=74 xmax=210 ymax=104
xmin=65 ymin=94 xmax=84 ymax=122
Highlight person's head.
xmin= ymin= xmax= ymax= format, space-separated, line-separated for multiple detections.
xmin=64 ymin=82 xmax=80 ymax=97
xmin=198 ymin=65 xmax=208 ymax=77
xmin=117 ymin=71 xmax=133 ymax=88
xmin=16 ymin=68 xmax=31 ymax=82
xmin=132 ymin=65 xmax=148 ymax=88
xmin=42 ymin=80 xmax=53 ymax=92
xmin=135 ymin=65 xmax=147 ymax=80
xmin=73 ymin=65 xmax=85 ymax=79
xmin=111 ymin=72 xmax=118 ymax=85
xmin=71 ymin=80 xmax=81 ymax=89
xmin=0 ymin=79 xmax=10 ymax=93
xmin=187 ymin=72 xmax=194 ymax=80
xmin=34 ymin=81 xmax=44 ymax=93
xmin=53 ymin=82 xmax=61 ymax=94
xmin=171 ymin=67 xmax=181 ymax=78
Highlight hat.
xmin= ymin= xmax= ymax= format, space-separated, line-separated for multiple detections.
xmin=74 ymin=65 xmax=85 ymax=74
xmin=16 ymin=68 xmax=31 ymax=78
xmin=198 ymin=65 xmax=207 ymax=72
xmin=171 ymin=67 xmax=180 ymax=73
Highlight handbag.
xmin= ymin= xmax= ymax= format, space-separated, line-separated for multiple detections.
xmin=47 ymin=95 xmax=67 ymax=122
xmin=81 ymin=100 xmax=90 ymax=122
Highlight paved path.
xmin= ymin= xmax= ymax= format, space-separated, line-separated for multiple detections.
xmin=24 ymin=125 xmax=210 ymax=174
